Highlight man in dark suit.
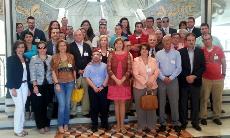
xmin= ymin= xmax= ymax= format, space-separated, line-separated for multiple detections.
xmin=46 ymin=28 xmax=60 ymax=55
xmin=148 ymin=34 xmax=160 ymax=57
xmin=21 ymin=16 xmax=46 ymax=44
xmin=69 ymin=29 xmax=92 ymax=117
xmin=178 ymin=33 xmax=205 ymax=131
xmin=161 ymin=17 xmax=177 ymax=36
xmin=187 ymin=17 xmax=201 ymax=38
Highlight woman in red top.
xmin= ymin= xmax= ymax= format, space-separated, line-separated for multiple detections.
xmin=107 ymin=38 xmax=132 ymax=133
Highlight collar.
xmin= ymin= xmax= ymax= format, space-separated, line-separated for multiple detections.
xmin=75 ymin=41 xmax=83 ymax=46
xmin=187 ymin=47 xmax=195 ymax=51
xmin=29 ymin=28 xmax=35 ymax=32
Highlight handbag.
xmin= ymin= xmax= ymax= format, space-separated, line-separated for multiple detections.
xmin=71 ymin=75 xmax=84 ymax=103
xmin=140 ymin=89 xmax=158 ymax=110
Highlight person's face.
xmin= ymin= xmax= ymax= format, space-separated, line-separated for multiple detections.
xmin=201 ymin=26 xmax=209 ymax=34
xmin=135 ymin=24 xmax=143 ymax=33
xmin=92 ymin=51 xmax=101 ymax=63
xmin=115 ymin=40 xmax=123 ymax=51
xmin=186 ymin=35 xmax=196 ymax=48
xmin=59 ymin=33 xmax=66 ymax=40
xmin=99 ymin=25 xmax=107 ymax=35
xmin=140 ymin=46 xmax=148 ymax=57
xmin=180 ymin=23 xmax=187 ymax=29
xmin=58 ymin=42 xmax=67 ymax=53
xmin=148 ymin=35 xmax=157 ymax=48
xmin=24 ymin=34 xmax=33 ymax=44
xmin=163 ymin=36 xmax=172 ymax=51
xmin=187 ymin=19 xmax=195 ymax=28
xmin=124 ymin=41 xmax=131 ymax=51
xmin=146 ymin=19 xmax=154 ymax=28
xmin=172 ymin=35 xmax=180 ymax=45
xmin=51 ymin=22 xmax=59 ymax=29
xmin=16 ymin=24 xmax=24 ymax=33
xmin=115 ymin=26 xmax=122 ymax=35
xmin=51 ymin=29 xmax=60 ymax=40
xmin=156 ymin=19 xmax=162 ymax=28
xmin=100 ymin=37 xmax=108 ymax=48
xmin=82 ymin=22 xmax=90 ymax=31
xmin=179 ymin=30 xmax=186 ymax=39
xmin=27 ymin=19 xmax=35 ymax=29
xmin=155 ymin=30 xmax=163 ymax=41
xmin=66 ymin=27 xmax=74 ymax=35
xmin=202 ymin=34 xmax=212 ymax=46
xmin=162 ymin=18 xmax=169 ymax=28
xmin=74 ymin=30 xmax=84 ymax=42
xmin=80 ymin=29 xmax=86 ymax=38
xmin=61 ymin=18 xmax=68 ymax=26
xmin=121 ymin=20 xmax=128 ymax=28
xmin=16 ymin=44 xmax=25 ymax=55
xmin=37 ymin=43 xmax=47 ymax=55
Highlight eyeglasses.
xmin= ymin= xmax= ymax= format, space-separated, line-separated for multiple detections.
xmin=203 ymin=38 xmax=211 ymax=41
xmin=162 ymin=20 xmax=169 ymax=23
xmin=37 ymin=46 xmax=47 ymax=49
xmin=17 ymin=46 xmax=25 ymax=49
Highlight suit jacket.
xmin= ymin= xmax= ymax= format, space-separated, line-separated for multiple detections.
xmin=161 ymin=27 xmax=177 ymax=36
xmin=46 ymin=40 xmax=54 ymax=55
xmin=21 ymin=28 xmax=47 ymax=44
xmin=69 ymin=41 xmax=92 ymax=78
xmin=191 ymin=27 xmax=201 ymax=38
xmin=6 ymin=55 xmax=30 ymax=89
xmin=178 ymin=47 xmax=205 ymax=87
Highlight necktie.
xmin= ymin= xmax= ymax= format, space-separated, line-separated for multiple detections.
xmin=151 ymin=49 xmax=155 ymax=58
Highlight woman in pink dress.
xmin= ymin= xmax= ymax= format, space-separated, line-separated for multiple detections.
xmin=107 ymin=37 xmax=132 ymax=133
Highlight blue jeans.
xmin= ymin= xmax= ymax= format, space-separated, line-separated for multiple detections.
xmin=55 ymin=81 xmax=74 ymax=126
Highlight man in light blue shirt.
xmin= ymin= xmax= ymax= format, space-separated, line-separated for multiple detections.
xmin=83 ymin=50 xmax=109 ymax=132
xmin=196 ymin=23 xmax=222 ymax=49
xmin=156 ymin=35 xmax=182 ymax=132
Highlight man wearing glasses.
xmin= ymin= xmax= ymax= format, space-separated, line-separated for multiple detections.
xmin=161 ymin=17 xmax=177 ymax=36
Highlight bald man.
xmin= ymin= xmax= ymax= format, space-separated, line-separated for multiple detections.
xmin=155 ymin=35 xmax=182 ymax=132
xmin=69 ymin=29 xmax=92 ymax=117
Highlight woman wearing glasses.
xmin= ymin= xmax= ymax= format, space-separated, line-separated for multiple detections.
xmin=29 ymin=41 xmax=54 ymax=134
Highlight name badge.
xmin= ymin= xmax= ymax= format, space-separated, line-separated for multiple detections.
xmin=84 ymin=52 xmax=89 ymax=56
xmin=35 ymin=38 xmax=40 ymax=42
xmin=171 ymin=60 xmax=176 ymax=64
xmin=214 ymin=55 xmax=219 ymax=60
xmin=68 ymin=64 xmax=72 ymax=68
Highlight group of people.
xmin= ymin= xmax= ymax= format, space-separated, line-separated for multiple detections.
xmin=7 ymin=15 xmax=226 ymax=136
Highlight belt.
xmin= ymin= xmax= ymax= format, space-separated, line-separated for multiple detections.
xmin=165 ymin=75 xmax=171 ymax=77
xmin=22 ymin=80 xmax=27 ymax=83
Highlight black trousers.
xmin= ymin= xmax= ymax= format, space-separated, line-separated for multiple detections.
xmin=31 ymin=84 xmax=54 ymax=129
xmin=25 ymin=83 xmax=34 ymax=112
xmin=179 ymin=85 xmax=200 ymax=125
xmin=88 ymin=86 xmax=109 ymax=128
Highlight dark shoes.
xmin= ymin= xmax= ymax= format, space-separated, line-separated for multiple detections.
xmin=192 ymin=124 xmax=202 ymax=131
xmin=91 ymin=126 xmax=98 ymax=132
xmin=174 ymin=126 xmax=181 ymax=133
xmin=213 ymin=119 xmax=222 ymax=125
xmin=159 ymin=125 xmax=166 ymax=132
xmin=200 ymin=119 xmax=207 ymax=125
xmin=180 ymin=124 xmax=187 ymax=130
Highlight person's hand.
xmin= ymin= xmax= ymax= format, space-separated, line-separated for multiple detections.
xmin=55 ymin=84 xmax=61 ymax=92
xmin=78 ymin=70 xmax=84 ymax=74
xmin=11 ymin=88 xmax=17 ymax=97
xmin=186 ymin=75 xmax=196 ymax=84
xmin=116 ymin=79 xmax=123 ymax=86
xmin=93 ymin=86 xmax=100 ymax=93
xmin=33 ymin=86 xmax=39 ymax=94
xmin=97 ymin=86 xmax=104 ymax=92
xmin=146 ymin=81 xmax=153 ymax=88
xmin=163 ymin=77 xmax=172 ymax=85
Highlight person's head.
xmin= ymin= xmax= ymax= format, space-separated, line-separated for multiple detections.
xmin=99 ymin=18 xmax=107 ymax=25
xmin=135 ymin=22 xmax=143 ymax=34
xmin=48 ymin=21 xmax=60 ymax=39
xmin=99 ymin=23 xmax=107 ymax=35
xmin=156 ymin=18 xmax=162 ymax=28
xmin=200 ymin=23 xmax=210 ymax=35
xmin=202 ymin=33 xmax=213 ymax=47
xmin=119 ymin=17 xmax=131 ymax=34
xmin=80 ymin=20 xmax=94 ymax=37
xmin=66 ymin=26 xmax=74 ymax=36
xmin=99 ymin=35 xmax=108 ymax=49
xmin=179 ymin=21 xmax=187 ymax=29
xmin=187 ymin=16 xmax=195 ymax=29
xmin=37 ymin=41 xmax=47 ymax=55
xmin=148 ymin=34 xmax=158 ymax=48
xmin=22 ymin=31 xmax=33 ymax=44
xmin=92 ymin=49 xmax=102 ymax=63
xmin=74 ymin=29 xmax=84 ymax=43
xmin=124 ymin=39 xmax=131 ymax=52
xmin=27 ymin=16 xmax=35 ymax=30
xmin=59 ymin=31 xmax=66 ymax=40
xmin=114 ymin=37 xmax=124 ymax=51
xmin=140 ymin=44 xmax=150 ymax=57
xmin=171 ymin=33 xmax=180 ymax=45
xmin=13 ymin=40 xmax=27 ymax=55
xmin=61 ymin=17 xmax=68 ymax=26
xmin=155 ymin=29 xmax=163 ymax=42
xmin=162 ymin=35 xmax=172 ymax=51
xmin=115 ymin=24 xmax=123 ymax=36
xmin=80 ymin=27 xmax=87 ymax=40
xmin=50 ymin=28 xmax=60 ymax=41
xmin=146 ymin=17 xmax=154 ymax=28
xmin=186 ymin=33 xmax=196 ymax=49
xmin=162 ymin=17 xmax=169 ymax=28
xmin=56 ymin=39 xmax=68 ymax=53
xmin=178 ymin=29 xmax=189 ymax=39
xmin=16 ymin=23 xmax=24 ymax=34
xmin=141 ymin=19 xmax=146 ymax=28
